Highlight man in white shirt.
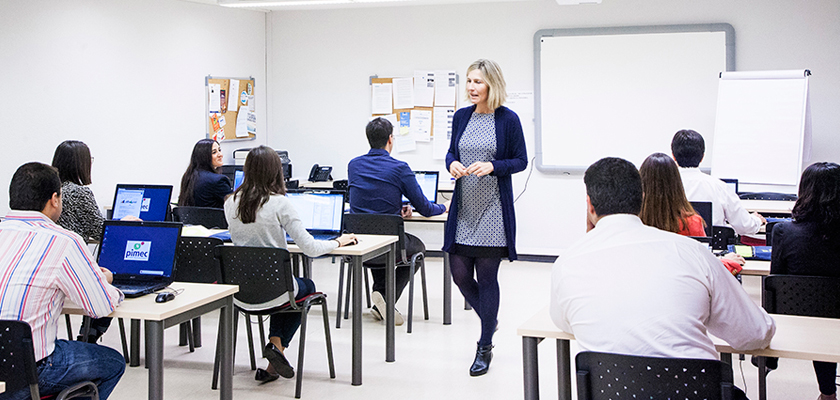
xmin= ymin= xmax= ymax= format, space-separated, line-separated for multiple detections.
xmin=550 ymin=157 xmax=775 ymax=397
xmin=672 ymin=129 xmax=766 ymax=235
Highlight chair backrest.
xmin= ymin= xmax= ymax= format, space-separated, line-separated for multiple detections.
xmin=575 ymin=351 xmax=733 ymax=400
xmin=332 ymin=179 xmax=349 ymax=201
xmin=214 ymin=246 xmax=296 ymax=308
xmin=689 ymin=201 xmax=713 ymax=237
xmin=344 ymin=213 xmax=407 ymax=260
xmin=0 ymin=320 xmax=41 ymax=399
xmin=762 ymin=275 xmax=840 ymax=318
xmin=172 ymin=206 xmax=228 ymax=229
xmin=764 ymin=221 xmax=779 ymax=247
xmin=173 ymin=237 xmax=224 ymax=284
xmin=712 ymin=225 xmax=736 ymax=251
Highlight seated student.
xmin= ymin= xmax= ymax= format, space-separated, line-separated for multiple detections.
xmin=0 ymin=162 xmax=125 ymax=400
xmin=671 ymin=129 xmax=766 ymax=235
xmin=224 ymin=146 xmax=356 ymax=383
xmin=348 ymin=117 xmax=449 ymax=325
xmin=639 ymin=152 xmax=745 ymax=274
xmin=550 ymin=157 xmax=775 ymax=399
xmin=179 ymin=139 xmax=232 ymax=209
xmin=768 ymin=162 xmax=840 ymax=400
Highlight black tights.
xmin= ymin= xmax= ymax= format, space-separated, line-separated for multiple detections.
xmin=449 ymin=254 xmax=501 ymax=346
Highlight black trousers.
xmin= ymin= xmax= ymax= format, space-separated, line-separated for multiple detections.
xmin=367 ymin=233 xmax=425 ymax=302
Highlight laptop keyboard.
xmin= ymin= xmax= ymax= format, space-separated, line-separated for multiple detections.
xmin=286 ymin=233 xmax=339 ymax=244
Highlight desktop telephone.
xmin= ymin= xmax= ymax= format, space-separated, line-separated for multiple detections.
xmin=308 ymin=164 xmax=332 ymax=182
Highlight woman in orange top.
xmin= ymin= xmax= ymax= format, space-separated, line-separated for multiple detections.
xmin=639 ymin=153 xmax=744 ymax=274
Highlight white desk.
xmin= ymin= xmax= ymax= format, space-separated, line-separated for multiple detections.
xmin=297 ymin=180 xmax=335 ymax=189
xmin=742 ymin=199 xmax=794 ymax=215
xmin=64 ymin=282 xmax=238 ymax=400
xmin=741 ymin=259 xmax=770 ymax=276
xmin=517 ymin=307 xmax=840 ymax=400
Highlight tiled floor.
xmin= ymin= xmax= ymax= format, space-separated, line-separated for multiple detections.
xmin=76 ymin=257 xmax=829 ymax=399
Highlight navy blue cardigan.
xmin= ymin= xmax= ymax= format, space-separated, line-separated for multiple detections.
xmin=444 ymin=105 xmax=528 ymax=260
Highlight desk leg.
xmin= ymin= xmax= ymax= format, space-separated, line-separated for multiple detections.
xmin=219 ymin=296 xmax=234 ymax=400
xmin=130 ymin=319 xmax=141 ymax=367
xmin=757 ymin=356 xmax=767 ymax=400
xmin=385 ymin=242 xmax=396 ymax=363
xmin=556 ymin=339 xmax=571 ymax=400
xmin=146 ymin=321 xmax=164 ymax=400
xmin=304 ymin=257 xmax=312 ymax=280
xmin=351 ymin=255 xmax=363 ymax=386
xmin=443 ymin=252 xmax=452 ymax=325
xmin=523 ymin=336 xmax=541 ymax=400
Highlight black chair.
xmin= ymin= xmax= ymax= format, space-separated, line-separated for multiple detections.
xmin=712 ymin=225 xmax=737 ymax=251
xmin=172 ymin=206 xmax=228 ymax=229
xmin=764 ymin=221 xmax=779 ymax=247
xmin=763 ymin=275 xmax=840 ymax=318
xmin=575 ymin=351 xmax=734 ymax=400
xmin=174 ymin=237 xmax=225 ymax=352
xmin=336 ymin=213 xmax=428 ymax=333
xmin=0 ymin=320 xmax=100 ymax=400
xmin=689 ymin=201 xmax=713 ymax=237
xmin=213 ymin=246 xmax=335 ymax=399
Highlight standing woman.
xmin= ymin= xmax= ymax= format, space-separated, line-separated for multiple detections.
xmin=52 ymin=140 xmax=105 ymax=242
xmin=445 ymin=59 xmax=527 ymax=376
xmin=179 ymin=139 xmax=232 ymax=208
xmin=770 ymin=162 xmax=840 ymax=400
xmin=224 ymin=146 xmax=357 ymax=382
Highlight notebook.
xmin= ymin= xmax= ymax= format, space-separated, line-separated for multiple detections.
xmin=284 ymin=190 xmax=346 ymax=243
xmin=402 ymin=171 xmax=440 ymax=206
xmin=111 ymin=184 xmax=173 ymax=221
xmin=98 ymin=220 xmax=182 ymax=297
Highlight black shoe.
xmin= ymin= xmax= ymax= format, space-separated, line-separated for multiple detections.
xmin=263 ymin=343 xmax=294 ymax=379
xmin=750 ymin=355 xmax=778 ymax=374
xmin=76 ymin=333 xmax=102 ymax=344
xmin=254 ymin=368 xmax=279 ymax=383
xmin=469 ymin=343 xmax=494 ymax=376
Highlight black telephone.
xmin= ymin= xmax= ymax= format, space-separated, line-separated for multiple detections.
xmin=308 ymin=164 xmax=332 ymax=182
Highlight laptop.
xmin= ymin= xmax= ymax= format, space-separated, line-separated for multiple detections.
xmin=97 ymin=220 xmax=182 ymax=298
xmin=233 ymin=170 xmax=245 ymax=190
xmin=111 ymin=184 xmax=173 ymax=221
xmin=402 ymin=171 xmax=440 ymax=206
xmin=284 ymin=190 xmax=346 ymax=243
xmin=720 ymin=178 xmax=738 ymax=195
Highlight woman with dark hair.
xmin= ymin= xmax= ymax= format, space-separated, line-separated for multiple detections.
xmin=224 ymin=145 xmax=356 ymax=383
xmin=771 ymin=162 xmax=840 ymax=400
xmin=179 ymin=139 xmax=231 ymax=208
xmin=51 ymin=140 xmax=104 ymax=241
xmin=639 ymin=153 xmax=705 ymax=236
xmin=445 ymin=59 xmax=528 ymax=376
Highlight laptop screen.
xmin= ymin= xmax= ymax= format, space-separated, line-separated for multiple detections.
xmin=111 ymin=184 xmax=172 ymax=221
xmin=97 ymin=221 xmax=181 ymax=278
xmin=233 ymin=170 xmax=245 ymax=190
xmin=721 ymin=178 xmax=738 ymax=195
xmin=285 ymin=191 xmax=344 ymax=233
xmin=402 ymin=171 xmax=439 ymax=204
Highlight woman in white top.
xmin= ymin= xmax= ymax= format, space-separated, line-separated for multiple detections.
xmin=224 ymin=145 xmax=356 ymax=382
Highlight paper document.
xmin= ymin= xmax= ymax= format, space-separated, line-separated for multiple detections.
xmin=371 ymin=83 xmax=393 ymax=114
xmin=208 ymin=84 xmax=221 ymax=112
xmin=434 ymin=70 xmax=457 ymax=107
xmin=392 ymin=77 xmax=414 ymax=110
xmin=227 ymin=80 xmax=240 ymax=112
xmin=399 ymin=111 xmax=411 ymax=136
xmin=246 ymin=109 xmax=256 ymax=136
xmin=113 ymin=190 xmax=143 ymax=220
xmin=433 ymin=107 xmax=455 ymax=159
xmin=236 ymin=107 xmax=249 ymax=137
xmin=414 ymin=71 xmax=435 ymax=107
xmin=410 ymin=109 xmax=432 ymax=142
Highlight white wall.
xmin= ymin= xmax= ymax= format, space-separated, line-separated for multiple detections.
xmin=0 ymin=0 xmax=266 ymax=213
xmin=268 ymin=0 xmax=840 ymax=255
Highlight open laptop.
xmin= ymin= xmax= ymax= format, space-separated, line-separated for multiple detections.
xmin=284 ymin=190 xmax=346 ymax=243
xmin=402 ymin=171 xmax=440 ymax=207
xmin=111 ymin=184 xmax=173 ymax=221
xmin=233 ymin=170 xmax=245 ymax=190
xmin=98 ymin=220 xmax=182 ymax=298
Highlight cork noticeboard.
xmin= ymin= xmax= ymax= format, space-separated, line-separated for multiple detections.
xmin=206 ymin=76 xmax=256 ymax=141
xmin=370 ymin=77 xmax=434 ymax=125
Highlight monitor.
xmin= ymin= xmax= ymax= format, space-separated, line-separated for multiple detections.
xmin=285 ymin=190 xmax=345 ymax=234
xmin=111 ymin=184 xmax=173 ymax=221
xmin=233 ymin=170 xmax=245 ymax=190
xmin=98 ymin=220 xmax=181 ymax=278
xmin=720 ymin=178 xmax=738 ymax=195
xmin=402 ymin=171 xmax=440 ymax=204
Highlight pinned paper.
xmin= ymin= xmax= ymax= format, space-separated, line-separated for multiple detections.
xmin=371 ymin=83 xmax=393 ymax=115
xmin=414 ymin=71 xmax=435 ymax=107
xmin=240 ymin=91 xmax=248 ymax=106
xmin=433 ymin=107 xmax=455 ymax=159
xmin=210 ymin=113 xmax=221 ymax=132
xmin=434 ymin=70 xmax=457 ymax=106
xmin=227 ymin=80 xmax=240 ymax=112
xmin=218 ymin=115 xmax=226 ymax=127
xmin=208 ymin=84 xmax=221 ymax=112
xmin=236 ymin=106 xmax=249 ymax=137
xmin=248 ymin=95 xmax=255 ymax=112
xmin=392 ymin=77 xmax=414 ymax=110
xmin=410 ymin=109 xmax=432 ymax=142
xmin=246 ymin=109 xmax=257 ymax=136
xmin=399 ymin=111 xmax=410 ymax=136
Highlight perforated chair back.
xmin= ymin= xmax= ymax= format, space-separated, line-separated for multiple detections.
xmin=764 ymin=221 xmax=779 ymax=247
xmin=174 ymin=237 xmax=224 ymax=284
xmin=344 ymin=213 xmax=407 ymax=261
xmin=173 ymin=206 xmax=228 ymax=229
xmin=762 ymin=275 xmax=840 ymax=318
xmin=575 ymin=351 xmax=734 ymax=400
xmin=0 ymin=320 xmax=39 ymax=398
xmin=215 ymin=246 xmax=296 ymax=308
xmin=712 ymin=225 xmax=736 ymax=251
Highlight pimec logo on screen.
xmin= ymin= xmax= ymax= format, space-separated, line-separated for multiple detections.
xmin=124 ymin=241 xmax=151 ymax=261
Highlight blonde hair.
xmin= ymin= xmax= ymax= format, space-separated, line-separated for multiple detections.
xmin=465 ymin=59 xmax=507 ymax=111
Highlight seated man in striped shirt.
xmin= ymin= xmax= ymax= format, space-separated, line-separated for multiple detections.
xmin=0 ymin=162 xmax=125 ymax=400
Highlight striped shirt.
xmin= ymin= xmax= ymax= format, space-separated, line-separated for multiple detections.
xmin=0 ymin=211 xmax=123 ymax=361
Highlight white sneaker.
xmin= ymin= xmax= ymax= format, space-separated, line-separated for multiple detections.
xmin=371 ymin=291 xmax=405 ymax=326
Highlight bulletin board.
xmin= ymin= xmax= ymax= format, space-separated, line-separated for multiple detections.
xmin=371 ymin=77 xmax=434 ymax=126
xmin=205 ymin=75 xmax=256 ymax=141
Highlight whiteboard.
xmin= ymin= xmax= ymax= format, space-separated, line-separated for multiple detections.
xmin=534 ymin=24 xmax=734 ymax=173
xmin=711 ymin=70 xmax=811 ymax=187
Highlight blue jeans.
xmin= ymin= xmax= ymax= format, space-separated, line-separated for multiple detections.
xmin=1 ymin=339 xmax=126 ymax=400
xmin=269 ymin=277 xmax=316 ymax=349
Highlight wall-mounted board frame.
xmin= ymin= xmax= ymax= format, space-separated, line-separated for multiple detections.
xmin=534 ymin=24 xmax=735 ymax=174
xmin=205 ymin=75 xmax=256 ymax=141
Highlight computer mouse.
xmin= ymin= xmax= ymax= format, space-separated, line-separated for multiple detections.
xmin=155 ymin=292 xmax=175 ymax=303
